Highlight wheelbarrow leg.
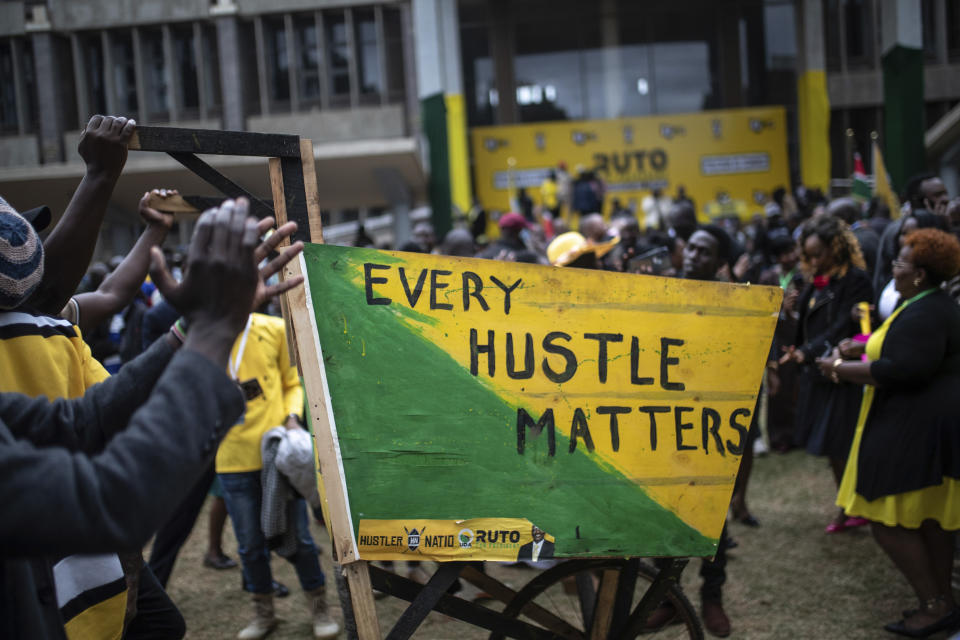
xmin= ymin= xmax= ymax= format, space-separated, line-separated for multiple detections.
xmin=385 ymin=562 xmax=466 ymax=640
xmin=614 ymin=558 xmax=689 ymax=639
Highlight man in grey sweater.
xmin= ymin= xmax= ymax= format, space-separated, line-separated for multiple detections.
xmin=0 ymin=198 xmax=304 ymax=639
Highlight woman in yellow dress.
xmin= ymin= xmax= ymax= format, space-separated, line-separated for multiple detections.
xmin=817 ymin=228 xmax=960 ymax=638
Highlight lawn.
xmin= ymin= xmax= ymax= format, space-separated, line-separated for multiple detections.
xmin=164 ymin=451 xmax=956 ymax=639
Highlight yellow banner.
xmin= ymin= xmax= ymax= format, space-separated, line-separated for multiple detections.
xmin=470 ymin=106 xmax=789 ymax=223
xmin=358 ymin=518 xmax=555 ymax=561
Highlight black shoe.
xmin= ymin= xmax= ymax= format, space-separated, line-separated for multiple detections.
xmin=883 ymin=608 xmax=960 ymax=638
xmin=202 ymin=552 xmax=238 ymax=570
xmin=273 ymin=580 xmax=290 ymax=598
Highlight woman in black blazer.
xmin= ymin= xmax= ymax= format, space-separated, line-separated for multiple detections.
xmin=780 ymin=215 xmax=873 ymax=532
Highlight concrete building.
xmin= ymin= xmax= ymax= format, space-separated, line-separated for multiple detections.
xmin=0 ymin=0 xmax=958 ymax=258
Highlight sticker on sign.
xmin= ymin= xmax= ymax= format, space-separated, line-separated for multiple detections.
xmin=700 ymin=153 xmax=771 ymax=176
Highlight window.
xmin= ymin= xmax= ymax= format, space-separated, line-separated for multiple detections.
xmin=0 ymin=42 xmax=17 ymax=133
xmin=201 ymin=24 xmax=222 ymax=116
xmin=240 ymin=19 xmax=261 ymax=116
xmin=141 ymin=28 xmax=169 ymax=121
xmin=263 ymin=15 xmax=290 ymax=106
xmin=823 ymin=0 xmax=842 ymax=71
xmin=326 ymin=10 xmax=351 ymax=104
xmin=354 ymin=7 xmax=381 ymax=101
xmin=948 ymin=0 xmax=960 ymax=61
xmin=173 ymin=26 xmax=199 ymax=117
xmin=81 ymin=33 xmax=108 ymax=115
xmin=921 ymin=0 xmax=938 ymax=60
xmin=383 ymin=6 xmax=406 ymax=104
xmin=843 ymin=0 xmax=874 ymax=68
xmin=295 ymin=14 xmax=321 ymax=104
xmin=110 ymin=31 xmax=138 ymax=115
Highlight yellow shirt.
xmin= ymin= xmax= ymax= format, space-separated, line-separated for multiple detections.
xmin=0 ymin=310 xmax=108 ymax=398
xmin=540 ymin=179 xmax=559 ymax=209
xmin=216 ymin=313 xmax=303 ymax=473
xmin=0 ymin=310 xmax=121 ymax=640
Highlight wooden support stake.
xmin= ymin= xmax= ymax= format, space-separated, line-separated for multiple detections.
xmin=300 ymin=138 xmax=325 ymax=243
xmin=270 ymin=153 xmax=381 ymax=640
xmin=588 ymin=570 xmax=619 ymax=640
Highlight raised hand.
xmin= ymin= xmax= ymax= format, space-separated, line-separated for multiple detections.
xmin=150 ymin=206 xmax=305 ymax=318
xmin=250 ymin=216 xmax=305 ymax=310
xmin=78 ymin=115 xmax=137 ymax=178
xmin=139 ymin=189 xmax=176 ymax=231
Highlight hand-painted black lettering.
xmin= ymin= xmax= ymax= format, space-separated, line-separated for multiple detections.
xmin=637 ymin=405 xmax=670 ymax=451
xmin=506 ymin=332 xmax=534 ymax=379
xmin=516 ymin=407 xmax=556 ymax=456
xmin=701 ymin=407 xmax=725 ymax=455
xmin=363 ymin=263 xmax=391 ymax=305
xmin=470 ymin=328 xmax=495 ymax=377
xmin=489 ymin=276 xmax=522 ymax=314
xmin=542 ymin=332 xmax=577 ymax=383
xmin=659 ymin=337 xmax=685 ymax=390
xmin=674 ymin=406 xmax=697 ymax=451
xmin=568 ymin=408 xmax=595 ymax=453
xmin=584 ymin=333 xmax=623 ymax=383
xmin=630 ymin=336 xmax=655 ymax=385
xmin=726 ymin=408 xmax=751 ymax=455
xmin=430 ymin=269 xmax=454 ymax=310
xmin=398 ymin=267 xmax=428 ymax=308
xmin=597 ymin=406 xmax=631 ymax=452
xmin=462 ymin=271 xmax=490 ymax=312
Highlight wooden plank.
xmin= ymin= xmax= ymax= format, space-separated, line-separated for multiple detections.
xmin=167 ymin=151 xmax=275 ymax=220
xmin=458 ymin=566 xmax=583 ymax=638
xmin=368 ymin=566 xmax=564 ymax=640
xmin=385 ymin=563 xmax=464 ymax=640
xmin=280 ymin=154 xmax=310 ymax=244
xmin=299 ymin=138 xmax=325 ymax=243
xmin=128 ymin=125 xmax=301 ymax=157
xmin=619 ymin=559 xmax=688 ymax=639
xmin=270 ymin=155 xmax=380 ymax=640
xmin=344 ymin=562 xmax=382 ymax=640
xmin=588 ymin=570 xmax=618 ymax=640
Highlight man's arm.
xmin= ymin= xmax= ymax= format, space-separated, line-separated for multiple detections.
xmin=0 ymin=348 xmax=244 ymax=556
xmin=71 ymin=189 xmax=175 ymax=335
xmin=30 ymin=116 xmax=136 ymax=314
xmin=0 ymin=334 xmax=179 ymax=452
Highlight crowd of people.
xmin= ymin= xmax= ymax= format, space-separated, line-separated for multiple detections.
xmin=372 ymin=169 xmax=960 ymax=638
xmin=1 ymin=112 xmax=959 ymax=640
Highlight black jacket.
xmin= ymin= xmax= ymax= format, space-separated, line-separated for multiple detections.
xmin=0 ymin=338 xmax=244 ymax=639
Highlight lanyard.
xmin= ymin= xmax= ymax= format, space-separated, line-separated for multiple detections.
xmin=229 ymin=316 xmax=252 ymax=380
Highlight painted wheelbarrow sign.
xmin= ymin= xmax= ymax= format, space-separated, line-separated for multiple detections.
xmin=299 ymin=244 xmax=781 ymax=562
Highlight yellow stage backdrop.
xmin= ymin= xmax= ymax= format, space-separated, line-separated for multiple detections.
xmin=301 ymin=244 xmax=781 ymax=561
xmin=470 ymin=106 xmax=789 ymax=223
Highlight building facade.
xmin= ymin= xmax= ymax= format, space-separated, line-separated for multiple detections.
xmin=0 ymin=0 xmax=957 ymax=257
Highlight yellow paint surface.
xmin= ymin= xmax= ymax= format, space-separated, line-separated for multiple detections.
xmin=797 ymin=70 xmax=831 ymax=192
xmin=445 ymin=93 xmax=473 ymax=214
xmin=470 ymin=106 xmax=790 ymax=223
xmin=356 ymin=255 xmax=781 ymax=538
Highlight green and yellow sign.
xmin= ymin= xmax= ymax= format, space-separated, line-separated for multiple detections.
xmin=301 ymin=244 xmax=780 ymax=561
xmin=471 ymin=106 xmax=789 ymax=223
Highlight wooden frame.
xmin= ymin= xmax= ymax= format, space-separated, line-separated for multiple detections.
xmin=128 ymin=125 xmax=382 ymax=639
xmin=126 ymin=126 xmax=694 ymax=640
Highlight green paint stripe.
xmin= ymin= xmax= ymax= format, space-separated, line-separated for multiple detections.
xmin=304 ymin=244 xmax=719 ymax=558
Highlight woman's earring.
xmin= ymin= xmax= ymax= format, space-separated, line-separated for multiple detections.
xmin=913 ymin=277 xmax=922 ymax=287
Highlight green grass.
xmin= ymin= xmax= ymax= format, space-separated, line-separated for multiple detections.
xmin=165 ymin=450 xmax=955 ymax=639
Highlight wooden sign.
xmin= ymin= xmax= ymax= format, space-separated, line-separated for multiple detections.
xmin=298 ymin=245 xmax=781 ymax=563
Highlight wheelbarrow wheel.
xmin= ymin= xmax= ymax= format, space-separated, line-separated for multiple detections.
xmin=488 ymin=558 xmax=702 ymax=640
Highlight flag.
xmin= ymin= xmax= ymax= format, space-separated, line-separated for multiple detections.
xmin=871 ymin=141 xmax=901 ymax=218
xmin=851 ymin=152 xmax=871 ymax=203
